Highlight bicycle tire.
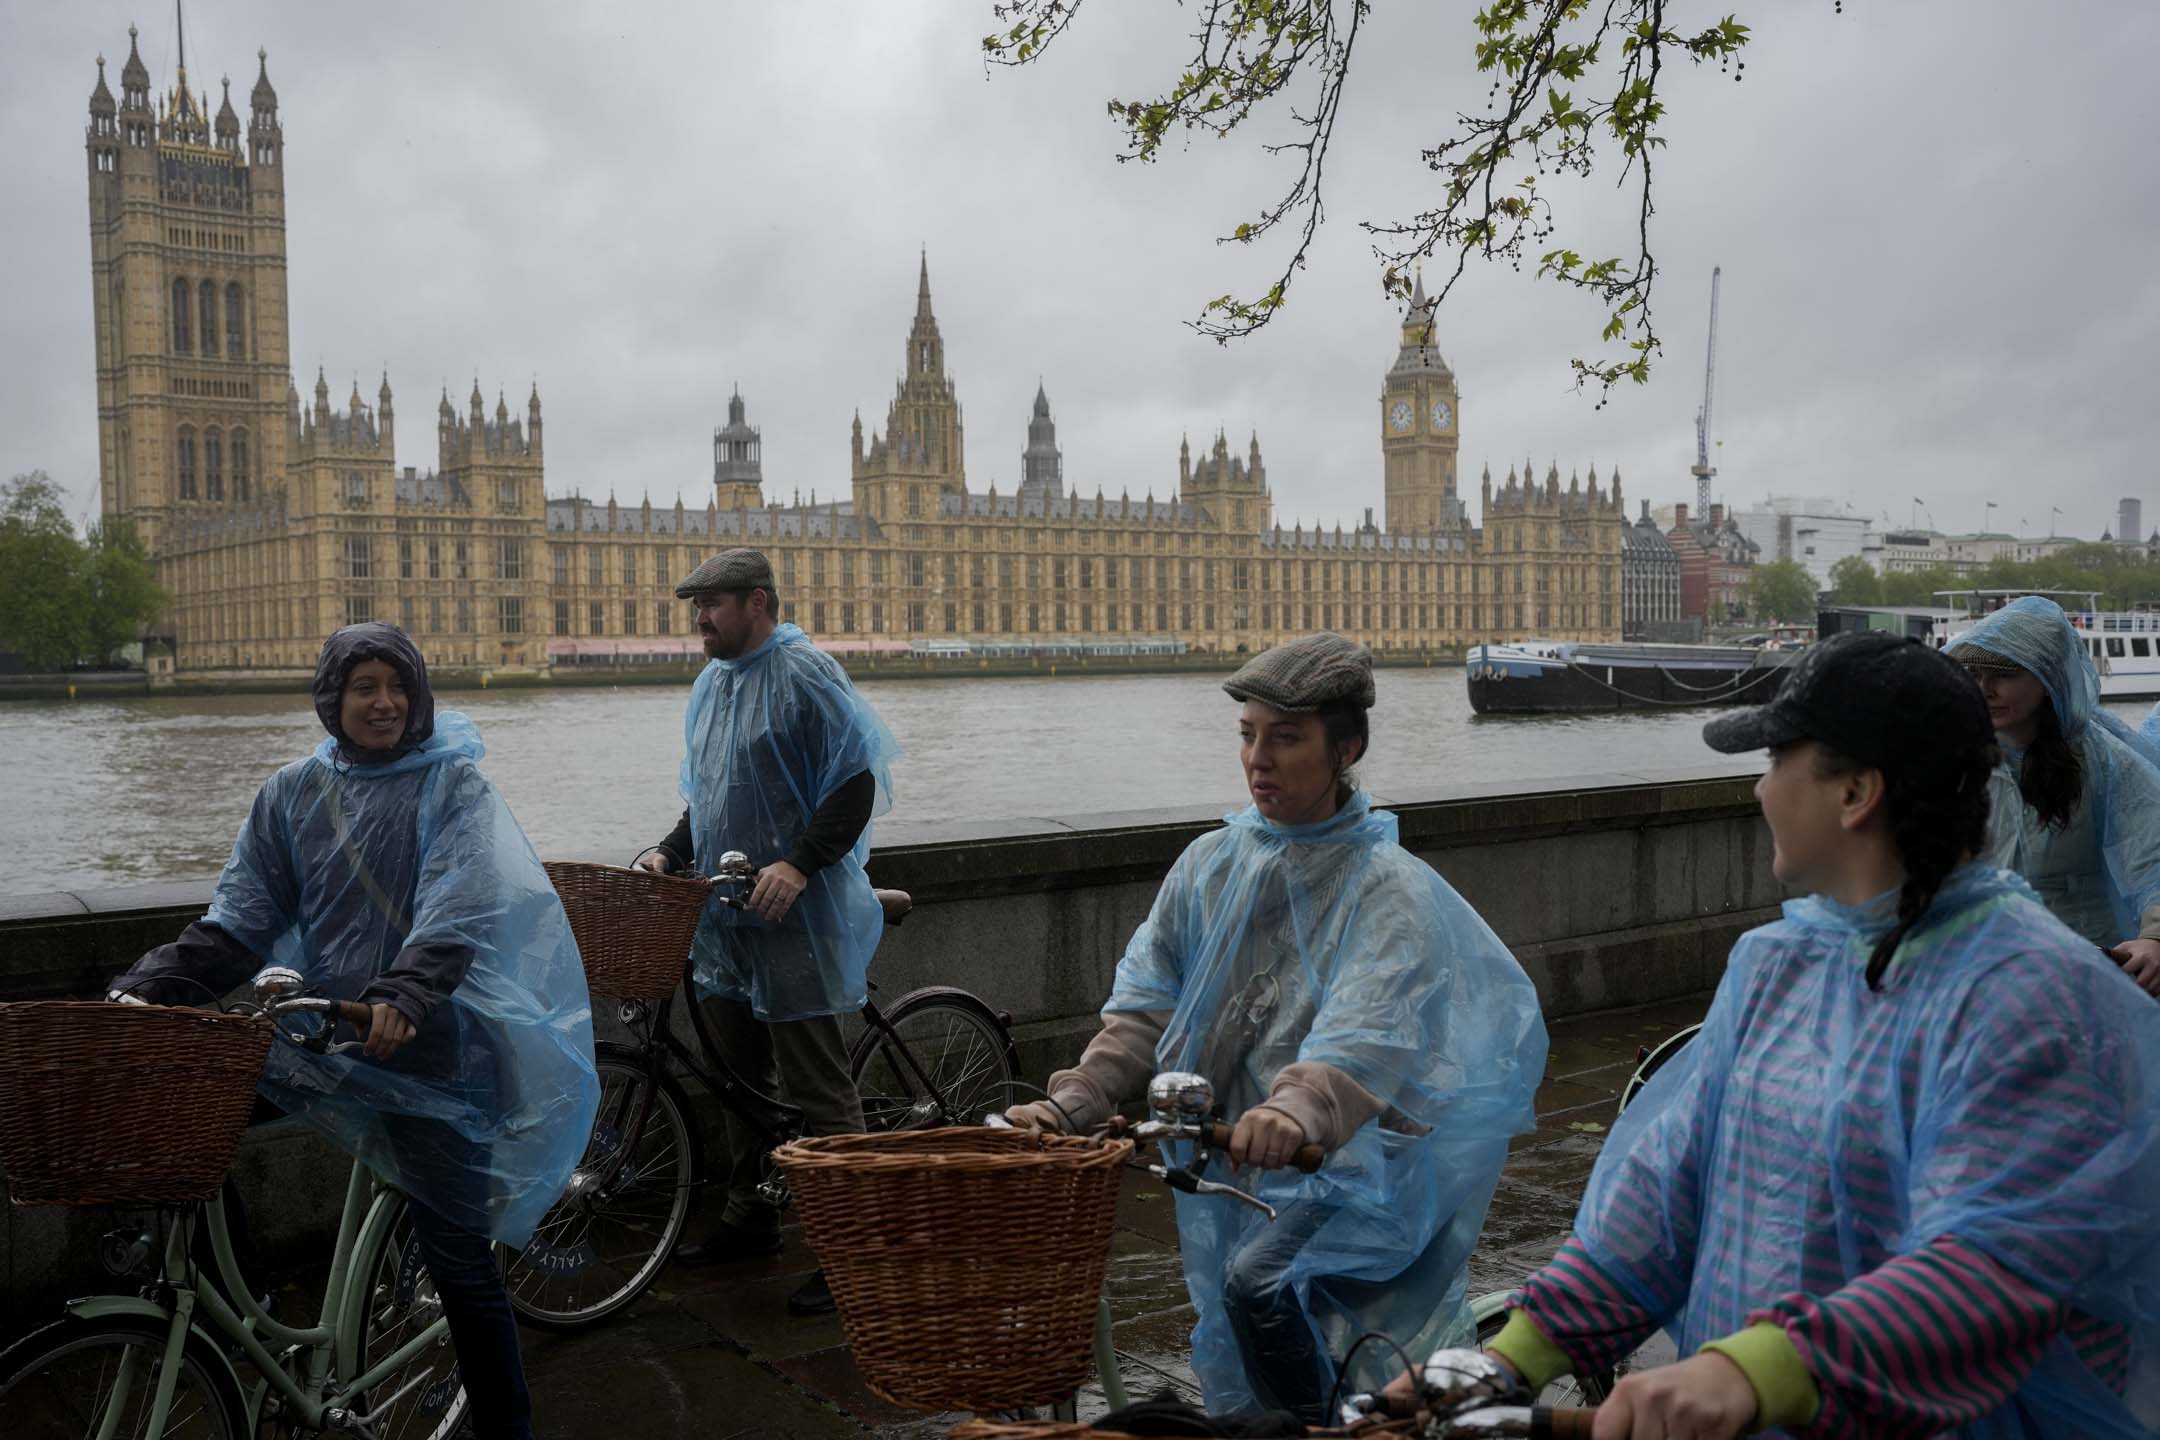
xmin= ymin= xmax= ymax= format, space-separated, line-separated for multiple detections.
xmin=849 ymin=987 xmax=1020 ymax=1133
xmin=1617 ymin=1022 xmax=1702 ymax=1117
xmin=0 ymin=1312 xmax=248 ymax=1440
xmin=356 ymin=1196 xmax=472 ymax=1440
xmin=505 ymin=1043 xmax=702 ymax=1330
xmin=1474 ymin=1307 xmax=1613 ymax=1407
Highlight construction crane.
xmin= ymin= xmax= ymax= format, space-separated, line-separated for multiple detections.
xmin=1690 ymin=266 xmax=1722 ymax=516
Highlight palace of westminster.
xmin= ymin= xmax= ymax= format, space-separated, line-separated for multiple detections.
xmin=82 ymin=27 xmax=1625 ymax=673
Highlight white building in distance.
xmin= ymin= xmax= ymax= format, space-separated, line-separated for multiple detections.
xmin=1733 ymin=496 xmax=1880 ymax=587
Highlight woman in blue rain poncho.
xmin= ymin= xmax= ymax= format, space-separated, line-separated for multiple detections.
xmin=1006 ymin=633 xmax=1547 ymax=1422
xmin=1446 ymin=634 xmax=2160 ymax=1439
xmin=116 ymin=624 xmax=599 ymax=1440
xmin=1946 ymin=595 xmax=2160 ymax=995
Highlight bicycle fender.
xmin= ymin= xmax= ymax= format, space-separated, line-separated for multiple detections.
xmin=56 ymin=1297 xmax=248 ymax=1407
xmin=1468 ymin=1288 xmax=1514 ymax=1327
xmin=64 ymin=1294 xmax=180 ymax=1326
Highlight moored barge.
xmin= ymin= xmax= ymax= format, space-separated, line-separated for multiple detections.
xmin=1466 ymin=640 xmax=1797 ymax=715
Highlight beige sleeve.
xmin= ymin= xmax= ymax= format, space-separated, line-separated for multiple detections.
xmin=1253 ymin=1060 xmax=1389 ymax=1152
xmin=2140 ymin=902 xmax=2160 ymax=944
xmin=1045 ymin=1009 xmax=1170 ymax=1131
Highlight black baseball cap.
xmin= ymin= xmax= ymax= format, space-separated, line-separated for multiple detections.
xmin=1702 ymin=631 xmax=1992 ymax=768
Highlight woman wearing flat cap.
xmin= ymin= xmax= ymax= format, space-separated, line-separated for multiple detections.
xmin=1007 ymin=632 xmax=1546 ymax=1421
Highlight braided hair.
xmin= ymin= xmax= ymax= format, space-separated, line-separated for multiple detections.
xmin=1813 ymin=731 xmax=1998 ymax=989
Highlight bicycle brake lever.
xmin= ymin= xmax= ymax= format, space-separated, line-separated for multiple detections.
xmin=1147 ymin=1164 xmax=1278 ymax=1221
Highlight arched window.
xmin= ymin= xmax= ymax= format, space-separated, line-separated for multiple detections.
xmin=224 ymin=283 xmax=244 ymax=358
xmin=231 ymin=429 xmax=250 ymax=502
xmin=172 ymin=277 xmax=192 ymax=352
xmin=204 ymin=428 xmax=224 ymax=501
xmin=176 ymin=426 xmax=197 ymax=499
xmin=198 ymin=280 xmax=218 ymax=357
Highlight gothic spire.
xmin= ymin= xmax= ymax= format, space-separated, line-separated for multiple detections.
xmin=917 ymin=247 xmax=934 ymax=320
xmin=122 ymin=25 xmax=150 ymax=95
xmin=251 ymin=47 xmax=277 ymax=112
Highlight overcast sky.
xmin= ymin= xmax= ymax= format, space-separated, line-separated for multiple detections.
xmin=7 ymin=2 xmax=2160 ymax=542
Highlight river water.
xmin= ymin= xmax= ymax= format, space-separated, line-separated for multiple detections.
xmin=5 ymin=670 xmax=2149 ymax=898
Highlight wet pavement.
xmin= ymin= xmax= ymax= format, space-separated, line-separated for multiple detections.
xmin=515 ymin=993 xmax=1709 ymax=1438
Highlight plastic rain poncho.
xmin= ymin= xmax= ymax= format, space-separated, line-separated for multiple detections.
xmin=1578 ymin=864 xmax=2160 ymax=1437
xmin=201 ymin=711 xmax=600 ymax=1247
xmin=680 ymin=624 xmax=899 ymax=1021
xmin=1947 ymin=597 xmax=2160 ymax=947
xmin=1103 ymin=791 xmax=1547 ymax=1412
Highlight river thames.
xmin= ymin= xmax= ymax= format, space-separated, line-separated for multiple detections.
xmin=6 ymin=669 xmax=2148 ymax=897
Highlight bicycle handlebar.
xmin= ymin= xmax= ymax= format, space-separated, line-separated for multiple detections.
xmin=1100 ymin=1114 xmax=1325 ymax=1173
xmin=1355 ymin=1392 xmax=1598 ymax=1438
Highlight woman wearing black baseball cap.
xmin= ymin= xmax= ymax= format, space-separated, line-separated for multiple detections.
xmin=1446 ymin=632 xmax=2160 ymax=1438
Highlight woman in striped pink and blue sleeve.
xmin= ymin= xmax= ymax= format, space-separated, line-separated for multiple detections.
xmin=1470 ymin=633 xmax=2160 ymax=1439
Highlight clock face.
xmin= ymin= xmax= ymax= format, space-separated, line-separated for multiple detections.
xmin=1388 ymin=401 xmax=1413 ymax=433
xmin=1430 ymin=399 xmax=1453 ymax=430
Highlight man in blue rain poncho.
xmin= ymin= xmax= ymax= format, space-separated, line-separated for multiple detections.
xmin=1432 ymin=634 xmax=2160 ymax=1438
xmin=114 ymin=623 xmax=600 ymax=1440
xmin=637 ymin=548 xmax=899 ymax=1314
xmin=1945 ymin=595 xmax=2160 ymax=996
xmin=1006 ymin=633 xmax=1547 ymax=1422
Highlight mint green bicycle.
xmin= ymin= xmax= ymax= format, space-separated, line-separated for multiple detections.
xmin=0 ymin=970 xmax=468 ymax=1440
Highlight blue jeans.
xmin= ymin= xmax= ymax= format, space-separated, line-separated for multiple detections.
xmin=401 ymin=1193 xmax=533 ymax=1440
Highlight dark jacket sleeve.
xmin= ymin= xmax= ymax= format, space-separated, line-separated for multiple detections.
xmin=656 ymin=807 xmax=695 ymax=871
xmin=784 ymin=770 xmax=878 ymax=877
xmin=360 ymin=942 xmax=478 ymax=1029
xmin=113 ymin=920 xmax=267 ymax=1005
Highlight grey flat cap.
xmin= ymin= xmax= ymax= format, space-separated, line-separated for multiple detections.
xmin=1222 ymin=633 xmax=1376 ymax=712
xmin=675 ymin=547 xmax=777 ymax=600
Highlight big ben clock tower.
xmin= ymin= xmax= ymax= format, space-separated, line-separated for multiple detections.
xmin=1379 ymin=275 xmax=1465 ymax=533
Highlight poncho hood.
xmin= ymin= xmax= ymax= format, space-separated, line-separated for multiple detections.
xmin=311 ymin=622 xmax=437 ymax=763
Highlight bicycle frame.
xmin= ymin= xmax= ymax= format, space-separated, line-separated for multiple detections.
xmin=601 ymin=974 xmax=999 ymax=1178
xmin=65 ymin=1159 xmax=454 ymax=1436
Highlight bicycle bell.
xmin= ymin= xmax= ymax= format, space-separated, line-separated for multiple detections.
xmin=713 ymin=850 xmax=754 ymax=881
xmin=252 ymin=966 xmax=305 ymax=1002
xmin=1147 ymin=1071 xmax=1215 ymax=1121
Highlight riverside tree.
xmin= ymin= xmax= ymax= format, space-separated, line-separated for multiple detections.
xmin=0 ymin=471 xmax=166 ymax=670
xmin=1745 ymin=559 xmax=1817 ymax=624
xmin=1827 ymin=554 xmax=1882 ymax=606
xmin=984 ymin=0 xmax=1771 ymax=396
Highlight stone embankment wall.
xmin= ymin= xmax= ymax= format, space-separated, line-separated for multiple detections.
xmin=0 ymin=763 xmax=1776 ymax=1304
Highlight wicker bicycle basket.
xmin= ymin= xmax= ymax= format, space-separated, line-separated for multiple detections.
xmin=542 ymin=860 xmax=709 ymax=1001
xmin=773 ymin=1128 xmax=1133 ymax=1413
xmin=0 ymin=1001 xmax=274 ymax=1207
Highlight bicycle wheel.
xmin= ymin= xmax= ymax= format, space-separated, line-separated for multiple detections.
xmin=849 ymin=987 xmax=1020 ymax=1132
xmin=1617 ymin=1022 xmax=1702 ymax=1117
xmin=0 ymin=1313 xmax=246 ymax=1440
xmin=505 ymin=1043 xmax=701 ymax=1330
xmin=357 ymin=1198 xmax=472 ymax=1440
xmin=1474 ymin=1307 xmax=1612 ymax=1407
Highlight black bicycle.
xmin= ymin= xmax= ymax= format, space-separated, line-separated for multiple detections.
xmin=504 ymin=851 xmax=1020 ymax=1328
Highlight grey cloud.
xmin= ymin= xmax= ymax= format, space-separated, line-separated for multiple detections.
xmin=5 ymin=2 xmax=2159 ymax=540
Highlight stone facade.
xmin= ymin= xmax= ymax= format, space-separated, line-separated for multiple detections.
xmin=1666 ymin=503 xmax=1758 ymax=625
xmin=84 ymin=33 xmax=1624 ymax=670
xmin=1621 ymin=502 xmax=1683 ymax=639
